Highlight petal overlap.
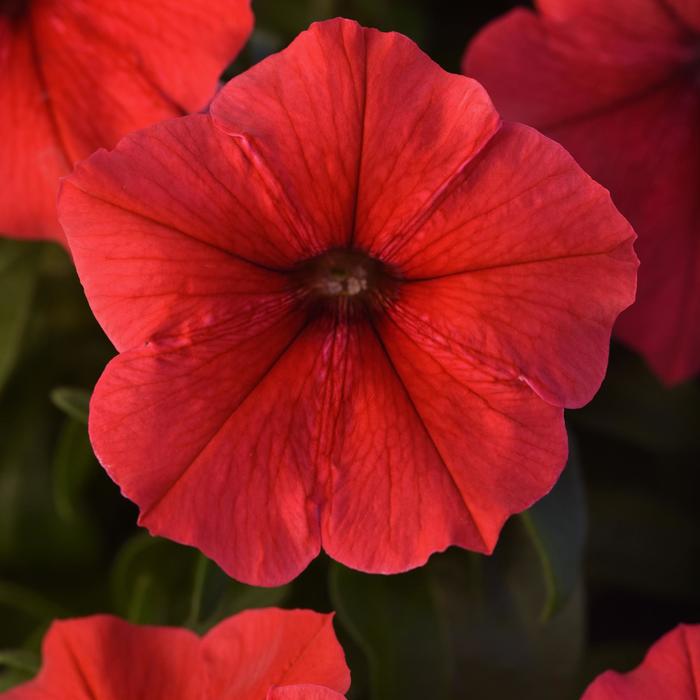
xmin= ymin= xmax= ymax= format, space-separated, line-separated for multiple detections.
xmin=464 ymin=0 xmax=700 ymax=383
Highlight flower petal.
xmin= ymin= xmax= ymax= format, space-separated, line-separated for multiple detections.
xmin=464 ymin=7 xmax=692 ymax=129
xmin=203 ymin=609 xmax=350 ymax=698
xmin=267 ymin=686 xmax=347 ymax=700
xmin=30 ymin=0 xmax=253 ymax=160
xmin=211 ymin=18 xmax=500 ymax=257
xmin=211 ymin=19 xmax=368 ymax=253
xmin=88 ymin=307 xmax=325 ymax=586
xmin=0 ymin=22 xmax=68 ymax=242
xmin=347 ymin=26 xmax=500 ymax=256
xmin=666 ymin=0 xmax=700 ymax=31
xmin=536 ymin=0 xmax=693 ymax=36
xmin=1 ymin=0 xmax=252 ymax=243
xmin=465 ymin=4 xmax=699 ymax=383
xmin=2 ymin=616 xmax=200 ymax=700
xmin=60 ymin=114 xmax=310 ymax=352
xmin=319 ymin=319 xmax=565 ymax=570
xmin=382 ymin=123 xmax=637 ymax=407
xmin=581 ymin=624 xmax=700 ymax=699
xmin=546 ymin=78 xmax=700 ymax=385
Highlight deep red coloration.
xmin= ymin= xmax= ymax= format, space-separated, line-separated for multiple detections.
xmin=0 ymin=0 xmax=253 ymax=244
xmin=59 ymin=19 xmax=637 ymax=585
xmin=581 ymin=624 xmax=700 ymax=699
xmin=1 ymin=609 xmax=350 ymax=699
xmin=464 ymin=0 xmax=700 ymax=384
xmin=1 ymin=0 xmax=28 ymax=22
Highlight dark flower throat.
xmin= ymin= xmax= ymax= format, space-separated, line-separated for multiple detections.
xmin=292 ymin=248 xmax=399 ymax=318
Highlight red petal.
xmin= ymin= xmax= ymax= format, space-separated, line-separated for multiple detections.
xmin=211 ymin=19 xmax=369 ymax=253
xmin=30 ymin=0 xmax=252 ymax=159
xmin=666 ymin=0 xmax=700 ymax=30
xmin=536 ymin=0 xmax=693 ymax=36
xmin=384 ymin=123 xmax=637 ymax=408
xmin=464 ymin=8 xmax=691 ymax=129
xmin=317 ymin=319 xmax=488 ymax=569
xmin=88 ymin=308 xmax=325 ymax=586
xmin=211 ymin=18 xmax=499 ymax=256
xmin=0 ymin=22 xmax=68 ymax=242
xmin=2 ymin=610 xmax=351 ymax=699
xmin=60 ymin=114 xmax=310 ymax=352
xmin=267 ymin=687 xmax=347 ymax=700
xmin=546 ymin=80 xmax=700 ymax=385
xmin=345 ymin=26 xmax=500 ymax=255
xmin=203 ymin=609 xmax=350 ymax=698
xmin=3 ymin=616 xmax=200 ymax=700
xmin=319 ymin=318 xmax=564 ymax=570
xmin=465 ymin=4 xmax=699 ymax=383
xmin=1 ymin=0 xmax=252 ymax=243
xmin=582 ymin=624 xmax=700 ymax=700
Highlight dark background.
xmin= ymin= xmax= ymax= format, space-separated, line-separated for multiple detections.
xmin=1 ymin=1 xmax=699 ymax=698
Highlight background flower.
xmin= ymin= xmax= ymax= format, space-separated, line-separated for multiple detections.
xmin=581 ymin=624 xmax=700 ymax=699
xmin=464 ymin=0 xmax=700 ymax=384
xmin=0 ymin=0 xmax=253 ymax=244
xmin=1 ymin=608 xmax=350 ymax=699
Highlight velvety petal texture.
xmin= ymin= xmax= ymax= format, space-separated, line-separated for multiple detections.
xmin=581 ymin=624 xmax=700 ymax=700
xmin=0 ymin=0 xmax=253 ymax=243
xmin=1 ymin=609 xmax=350 ymax=700
xmin=60 ymin=19 xmax=637 ymax=585
xmin=464 ymin=0 xmax=700 ymax=383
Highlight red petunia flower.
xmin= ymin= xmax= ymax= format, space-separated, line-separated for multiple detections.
xmin=1 ymin=609 xmax=350 ymax=699
xmin=581 ymin=624 xmax=700 ymax=699
xmin=464 ymin=0 xmax=700 ymax=384
xmin=0 ymin=0 xmax=252 ymax=244
xmin=58 ymin=19 xmax=637 ymax=586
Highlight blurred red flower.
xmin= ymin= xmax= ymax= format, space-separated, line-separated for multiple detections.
xmin=1 ymin=609 xmax=350 ymax=699
xmin=464 ymin=0 xmax=700 ymax=384
xmin=581 ymin=624 xmax=700 ymax=699
xmin=0 ymin=0 xmax=252 ymax=245
xmin=59 ymin=19 xmax=637 ymax=585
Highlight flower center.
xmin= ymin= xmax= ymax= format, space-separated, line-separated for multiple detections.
xmin=1 ymin=0 xmax=29 ymax=21
xmin=292 ymin=248 xmax=398 ymax=316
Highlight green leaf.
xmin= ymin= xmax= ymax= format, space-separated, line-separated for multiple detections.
xmin=0 ymin=240 xmax=41 ymax=393
xmin=111 ymin=535 xmax=197 ymax=625
xmin=331 ymin=565 xmax=451 ymax=700
xmin=0 ymin=380 xmax=99 ymax=572
xmin=50 ymin=387 xmax=90 ymax=424
xmin=0 ymin=666 xmax=37 ymax=692
xmin=0 ymin=581 xmax=64 ymax=622
xmin=185 ymin=553 xmax=210 ymax=629
xmin=572 ymin=347 xmax=700 ymax=452
xmin=519 ymin=445 xmax=586 ymax=620
xmin=0 ymin=649 xmax=40 ymax=675
xmin=51 ymin=418 xmax=96 ymax=522
xmin=111 ymin=535 xmax=289 ymax=630
xmin=196 ymin=575 xmax=289 ymax=634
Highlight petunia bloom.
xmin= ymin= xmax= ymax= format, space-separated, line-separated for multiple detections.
xmin=0 ymin=0 xmax=253 ymax=244
xmin=1 ymin=608 xmax=350 ymax=699
xmin=464 ymin=0 xmax=700 ymax=384
xmin=581 ymin=624 xmax=700 ymax=699
xmin=59 ymin=19 xmax=637 ymax=586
